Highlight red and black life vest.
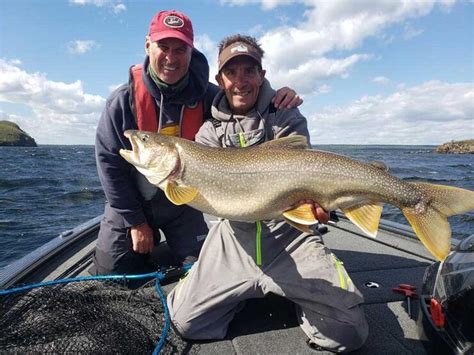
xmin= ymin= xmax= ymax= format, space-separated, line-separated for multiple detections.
xmin=129 ymin=64 xmax=203 ymax=141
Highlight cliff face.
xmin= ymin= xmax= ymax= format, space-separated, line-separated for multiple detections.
xmin=0 ymin=121 xmax=37 ymax=147
xmin=436 ymin=139 xmax=474 ymax=154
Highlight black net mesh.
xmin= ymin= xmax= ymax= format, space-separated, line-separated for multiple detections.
xmin=0 ymin=279 xmax=197 ymax=354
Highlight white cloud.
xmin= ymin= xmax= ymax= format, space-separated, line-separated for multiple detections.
xmin=67 ymin=40 xmax=100 ymax=55
xmin=219 ymin=0 xmax=293 ymax=10
xmin=69 ymin=0 xmax=126 ymax=13
xmin=403 ymin=23 xmax=424 ymax=39
xmin=219 ymin=0 xmax=457 ymax=95
xmin=307 ymin=81 xmax=474 ymax=145
xmin=248 ymin=24 xmax=265 ymax=36
xmin=112 ymin=3 xmax=126 ymax=14
xmin=0 ymin=59 xmax=105 ymax=144
xmin=195 ymin=34 xmax=219 ymax=83
xmin=266 ymin=53 xmax=371 ymax=94
xmin=315 ymin=84 xmax=331 ymax=95
xmin=372 ymin=76 xmax=390 ymax=85
xmin=9 ymin=59 xmax=22 ymax=66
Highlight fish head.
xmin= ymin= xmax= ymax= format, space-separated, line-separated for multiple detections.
xmin=120 ymin=130 xmax=180 ymax=186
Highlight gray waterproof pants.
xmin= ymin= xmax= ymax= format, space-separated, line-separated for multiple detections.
xmin=168 ymin=219 xmax=368 ymax=353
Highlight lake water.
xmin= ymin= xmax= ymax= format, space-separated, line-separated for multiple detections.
xmin=0 ymin=145 xmax=473 ymax=269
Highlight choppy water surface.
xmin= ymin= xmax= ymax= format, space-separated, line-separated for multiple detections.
xmin=0 ymin=144 xmax=473 ymax=268
xmin=1 ymin=146 xmax=104 ymax=268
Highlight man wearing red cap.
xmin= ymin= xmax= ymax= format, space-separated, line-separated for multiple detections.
xmin=93 ymin=11 xmax=302 ymax=277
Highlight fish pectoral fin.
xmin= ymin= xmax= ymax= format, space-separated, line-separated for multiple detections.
xmin=165 ymin=182 xmax=198 ymax=205
xmin=283 ymin=203 xmax=318 ymax=234
xmin=284 ymin=217 xmax=314 ymax=234
xmin=283 ymin=203 xmax=318 ymax=225
xmin=341 ymin=202 xmax=383 ymax=238
xmin=259 ymin=135 xmax=309 ymax=150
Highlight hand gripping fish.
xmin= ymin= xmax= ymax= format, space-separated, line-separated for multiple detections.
xmin=120 ymin=130 xmax=474 ymax=261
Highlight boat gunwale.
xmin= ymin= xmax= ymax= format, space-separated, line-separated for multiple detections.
xmin=0 ymin=215 xmax=102 ymax=288
xmin=0 ymin=212 xmax=461 ymax=289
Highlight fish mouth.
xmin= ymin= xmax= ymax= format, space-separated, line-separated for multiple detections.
xmin=120 ymin=129 xmax=181 ymax=186
xmin=119 ymin=148 xmax=139 ymax=166
xmin=119 ymin=130 xmax=144 ymax=167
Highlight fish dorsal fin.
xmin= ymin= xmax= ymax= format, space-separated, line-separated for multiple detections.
xmin=341 ymin=202 xmax=383 ymax=238
xmin=165 ymin=182 xmax=199 ymax=205
xmin=283 ymin=203 xmax=318 ymax=225
xmin=370 ymin=161 xmax=389 ymax=172
xmin=259 ymin=135 xmax=309 ymax=150
xmin=283 ymin=217 xmax=314 ymax=234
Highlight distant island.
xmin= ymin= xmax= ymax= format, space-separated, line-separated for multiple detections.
xmin=0 ymin=121 xmax=37 ymax=147
xmin=436 ymin=139 xmax=474 ymax=154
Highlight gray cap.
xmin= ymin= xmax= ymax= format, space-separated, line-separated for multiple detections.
xmin=218 ymin=41 xmax=262 ymax=71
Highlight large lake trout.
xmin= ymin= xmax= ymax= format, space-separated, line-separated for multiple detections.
xmin=120 ymin=130 xmax=474 ymax=261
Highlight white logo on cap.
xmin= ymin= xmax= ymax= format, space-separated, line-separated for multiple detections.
xmin=231 ymin=44 xmax=248 ymax=53
xmin=164 ymin=15 xmax=184 ymax=28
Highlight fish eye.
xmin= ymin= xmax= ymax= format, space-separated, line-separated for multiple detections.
xmin=141 ymin=134 xmax=149 ymax=142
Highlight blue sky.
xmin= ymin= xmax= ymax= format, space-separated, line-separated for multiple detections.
xmin=0 ymin=0 xmax=473 ymax=145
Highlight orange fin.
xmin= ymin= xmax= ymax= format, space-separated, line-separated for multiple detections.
xmin=341 ymin=202 xmax=383 ymax=238
xmin=283 ymin=203 xmax=318 ymax=225
xmin=165 ymin=182 xmax=198 ymax=205
xmin=283 ymin=217 xmax=314 ymax=234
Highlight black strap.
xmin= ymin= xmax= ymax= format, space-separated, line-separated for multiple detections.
xmin=209 ymin=118 xmax=222 ymax=128
xmin=267 ymin=102 xmax=277 ymax=114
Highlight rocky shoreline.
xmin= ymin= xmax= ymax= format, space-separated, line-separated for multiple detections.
xmin=436 ymin=139 xmax=474 ymax=154
xmin=0 ymin=121 xmax=37 ymax=147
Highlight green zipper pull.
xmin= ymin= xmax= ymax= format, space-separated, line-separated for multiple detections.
xmin=256 ymin=220 xmax=262 ymax=266
xmin=239 ymin=132 xmax=247 ymax=148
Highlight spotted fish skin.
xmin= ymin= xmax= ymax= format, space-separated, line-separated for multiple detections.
xmin=120 ymin=130 xmax=474 ymax=261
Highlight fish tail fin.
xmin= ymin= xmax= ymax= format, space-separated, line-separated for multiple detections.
xmin=402 ymin=183 xmax=474 ymax=261
xmin=413 ymin=182 xmax=474 ymax=217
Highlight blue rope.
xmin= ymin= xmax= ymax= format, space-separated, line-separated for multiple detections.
xmin=0 ymin=272 xmax=160 ymax=296
xmin=1 ymin=263 xmax=194 ymax=354
xmin=153 ymin=281 xmax=170 ymax=355
xmin=151 ymin=262 xmax=193 ymax=354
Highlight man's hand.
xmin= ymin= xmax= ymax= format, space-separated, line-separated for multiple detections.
xmin=273 ymin=87 xmax=303 ymax=109
xmin=130 ymin=223 xmax=154 ymax=254
xmin=297 ymin=199 xmax=330 ymax=224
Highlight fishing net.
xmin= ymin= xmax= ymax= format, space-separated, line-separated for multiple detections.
xmin=0 ymin=275 xmax=198 ymax=354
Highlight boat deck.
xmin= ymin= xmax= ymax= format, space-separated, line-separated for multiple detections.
xmin=171 ymin=217 xmax=434 ymax=354
xmin=1 ymin=215 xmax=436 ymax=354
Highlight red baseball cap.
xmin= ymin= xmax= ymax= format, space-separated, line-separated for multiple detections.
xmin=148 ymin=10 xmax=194 ymax=48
